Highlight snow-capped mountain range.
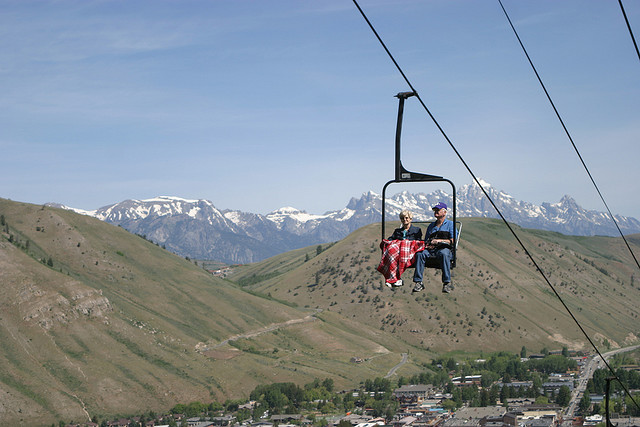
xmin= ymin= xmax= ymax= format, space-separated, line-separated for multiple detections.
xmin=50 ymin=180 xmax=640 ymax=264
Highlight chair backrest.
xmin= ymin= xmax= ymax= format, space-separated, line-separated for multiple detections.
xmin=412 ymin=221 xmax=461 ymax=244
xmin=454 ymin=221 xmax=462 ymax=249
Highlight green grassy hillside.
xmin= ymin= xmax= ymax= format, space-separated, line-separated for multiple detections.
xmin=0 ymin=200 xmax=423 ymax=425
xmin=2 ymin=198 xmax=638 ymax=425
xmin=231 ymin=218 xmax=640 ymax=355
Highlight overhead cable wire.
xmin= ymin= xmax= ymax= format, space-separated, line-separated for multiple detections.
xmin=618 ymin=0 xmax=640 ymax=63
xmin=351 ymin=0 xmax=640 ymax=413
xmin=498 ymin=0 xmax=640 ymax=411
xmin=497 ymin=0 xmax=640 ymax=274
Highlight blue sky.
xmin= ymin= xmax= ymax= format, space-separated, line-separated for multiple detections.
xmin=1 ymin=1 xmax=639 ymax=219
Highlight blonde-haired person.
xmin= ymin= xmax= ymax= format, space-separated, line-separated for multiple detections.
xmin=388 ymin=210 xmax=422 ymax=241
xmin=378 ymin=210 xmax=423 ymax=289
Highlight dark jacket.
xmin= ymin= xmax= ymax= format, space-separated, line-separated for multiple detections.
xmin=389 ymin=225 xmax=423 ymax=241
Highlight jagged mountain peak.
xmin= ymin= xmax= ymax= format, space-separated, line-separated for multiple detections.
xmin=51 ymin=181 xmax=640 ymax=263
xmin=460 ymin=178 xmax=491 ymax=191
xmin=558 ymin=194 xmax=579 ymax=207
xmin=346 ymin=191 xmax=379 ymax=210
xmin=92 ymin=196 xmax=222 ymax=222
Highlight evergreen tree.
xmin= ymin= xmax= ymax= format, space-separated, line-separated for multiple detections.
xmin=579 ymin=391 xmax=591 ymax=413
xmin=500 ymin=384 xmax=510 ymax=403
xmin=626 ymin=393 xmax=640 ymax=416
xmin=322 ymin=378 xmax=334 ymax=393
xmin=556 ymin=385 xmax=571 ymax=406
xmin=452 ymin=388 xmax=463 ymax=407
xmin=592 ymin=369 xmax=608 ymax=394
xmin=535 ymin=395 xmax=549 ymax=405
xmin=480 ymin=389 xmax=490 ymax=407
xmin=489 ymin=384 xmax=500 ymax=404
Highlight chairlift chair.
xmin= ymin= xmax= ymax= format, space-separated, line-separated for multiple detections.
xmin=381 ymin=91 xmax=461 ymax=269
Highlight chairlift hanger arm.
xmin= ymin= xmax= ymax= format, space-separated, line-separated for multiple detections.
xmin=393 ymin=91 xmax=442 ymax=182
xmin=381 ymin=92 xmax=458 ymax=268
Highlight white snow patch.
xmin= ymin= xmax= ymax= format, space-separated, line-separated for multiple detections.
xmin=142 ymin=195 xmax=201 ymax=204
xmin=62 ymin=206 xmax=98 ymax=217
xmin=223 ymin=211 xmax=243 ymax=224
xmin=476 ymin=178 xmax=492 ymax=188
xmin=334 ymin=209 xmax=355 ymax=221
xmin=266 ymin=206 xmax=330 ymax=224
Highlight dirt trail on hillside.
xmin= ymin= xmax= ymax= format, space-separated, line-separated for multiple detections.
xmin=201 ymin=314 xmax=318 ymax=351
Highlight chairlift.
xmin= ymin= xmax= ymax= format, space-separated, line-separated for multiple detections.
xmin=381 ymin=91 xmax=461 ymax=269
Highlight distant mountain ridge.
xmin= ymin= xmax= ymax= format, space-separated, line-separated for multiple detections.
xmin=50 ymin=180 xmax=640 ymax=263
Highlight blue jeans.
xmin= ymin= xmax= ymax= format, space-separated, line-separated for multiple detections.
xmin=413 ymin=248 xmax=452 ymax=284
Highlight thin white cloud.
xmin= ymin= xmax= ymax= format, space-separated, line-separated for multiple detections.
xmin=0 ymin=0 xmax=638 ymax=219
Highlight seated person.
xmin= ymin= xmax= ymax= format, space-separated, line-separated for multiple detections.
xmin=412 ymin=202 xmax=455 ymax=294
xmin=388 ymin=210 xmax=423 ymax=241
xmin=377 ymin=210 xmax=424 ymax=288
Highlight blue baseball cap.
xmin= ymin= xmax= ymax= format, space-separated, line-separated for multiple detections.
xmin=432 ymin=202 xmax=447 ymax=210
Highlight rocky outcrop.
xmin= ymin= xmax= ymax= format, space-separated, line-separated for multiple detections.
xmin=19 ymin=282 xmax=112 ymax=330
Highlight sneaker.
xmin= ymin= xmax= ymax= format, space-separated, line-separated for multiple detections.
xmin=385 ymin=279 xmax=403 ymax=288
xmin=412 ymin=281 xmax=424 ymax=293
xmin=442 ymin=282 xmax=454 ymax=293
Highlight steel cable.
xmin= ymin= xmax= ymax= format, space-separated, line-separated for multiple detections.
xmin=352 ymin=0 xmax=640 ymax=413
xmin=497 ymin=0 xmax=640 ymax=272
xmin=618 ymin=0 xmax=640 ymax=63
xmin=497 ymin=0 xmax=640 ymax=411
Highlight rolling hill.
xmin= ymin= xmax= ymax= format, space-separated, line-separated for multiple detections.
xmin=0 ymin=199 xmax=427 ymax=425
xmin=1 ymin=198 xmax=639 ymax=425
xmin=231 ymin=218 xmax=640 ymax=356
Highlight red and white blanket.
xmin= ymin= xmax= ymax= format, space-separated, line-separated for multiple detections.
xmin=377 ymin=239 xmax=425 ymax=284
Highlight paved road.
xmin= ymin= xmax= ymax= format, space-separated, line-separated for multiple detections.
xmin=565 ymin=345 xmax=640 ymax=418
xmin=385 ymin=353 xmax=408 ymax=378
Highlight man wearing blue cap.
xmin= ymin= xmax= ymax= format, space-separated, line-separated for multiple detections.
xmin=412 ymin=202 xmax=455 ymax=293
